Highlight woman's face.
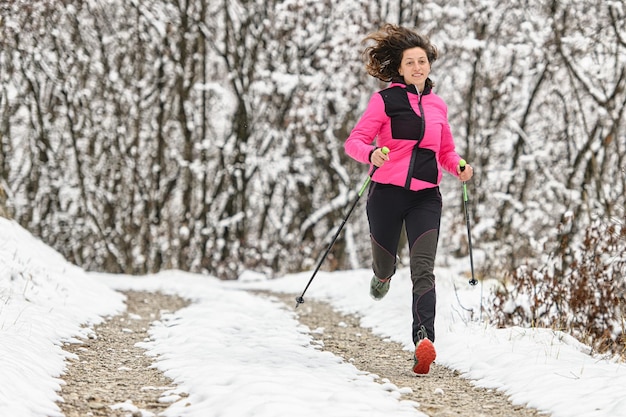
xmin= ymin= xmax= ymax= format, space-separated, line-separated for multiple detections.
xmin=398 ymin=47 xmax=431 ymax=90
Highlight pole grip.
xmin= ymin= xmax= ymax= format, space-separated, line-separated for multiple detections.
xmin=373 ymin=146 xmax=390 ymax=170
xmin=361 ymin=147 xmax=390 ymax=196
xmin=459 ymin=159 xmax=469 ymax=202
xmin=369 ymin=146 xmax=390 ymax=175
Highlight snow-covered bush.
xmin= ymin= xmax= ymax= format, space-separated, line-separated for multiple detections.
xmin=490 ymin=215 xmax=626 ymax=358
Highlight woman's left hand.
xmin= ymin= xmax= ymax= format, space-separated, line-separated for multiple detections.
xmin=457 ymin=163 xmax=474 ymax=181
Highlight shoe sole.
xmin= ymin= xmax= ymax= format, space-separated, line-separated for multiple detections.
xmin=370 ymin=292 xmax=385 ymax=301
xmin=413 ymin=338 xmax=436 ymax=375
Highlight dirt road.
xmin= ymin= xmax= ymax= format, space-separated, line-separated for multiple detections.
xmin=57 ymin=290 xmax=547 ymax=417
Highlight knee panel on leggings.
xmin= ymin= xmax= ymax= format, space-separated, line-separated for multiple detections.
xmin=410 ymin=229 xmax=438 ymax=295
xmin=371 ymin=237 xmax=396 ymax=279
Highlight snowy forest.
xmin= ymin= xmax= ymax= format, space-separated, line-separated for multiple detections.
xmin=1 ymin=0 xmax=625 ymax=355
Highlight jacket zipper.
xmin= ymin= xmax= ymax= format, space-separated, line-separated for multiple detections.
xmin=404 ymin=92 xmax=426 ymax=189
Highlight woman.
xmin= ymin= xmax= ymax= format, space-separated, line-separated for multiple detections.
xmin=344 ymin=24 xmax=474 ymax=375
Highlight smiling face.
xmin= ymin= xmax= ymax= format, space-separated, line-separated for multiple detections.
xmin=398 ymin=47 xmax=431 ymax=91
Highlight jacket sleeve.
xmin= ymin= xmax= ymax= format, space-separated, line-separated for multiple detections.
xmin=344 ymin=93 xmax=387 ymax=164
xmin=438 ymin=109 xmax=462 ymax=177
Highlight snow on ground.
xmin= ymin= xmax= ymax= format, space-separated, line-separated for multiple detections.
xmin=1 ymin=217 xmax=626 ymax=417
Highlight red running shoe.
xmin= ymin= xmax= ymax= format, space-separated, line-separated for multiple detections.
xmin=412 ymin=338 xmax=436 ymax=375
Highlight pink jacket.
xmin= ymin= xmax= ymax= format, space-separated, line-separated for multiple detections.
xmin=345 ymin=82 xmax=461 ymax=191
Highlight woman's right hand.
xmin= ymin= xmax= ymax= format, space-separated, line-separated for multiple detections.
xmin=370 ymin=147 xmax=390 ymax=167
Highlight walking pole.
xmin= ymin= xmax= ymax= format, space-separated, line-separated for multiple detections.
xmin=295 ymin=147 xmax=389 ymax=308
xmin=459 ymin=160 xmax=482 ymax=320
xmin=459 ymin=160 xmax=477 ymax=286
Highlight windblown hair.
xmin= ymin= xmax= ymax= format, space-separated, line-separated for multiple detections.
xmin=362 ymin=24 xmax=438 ymax=84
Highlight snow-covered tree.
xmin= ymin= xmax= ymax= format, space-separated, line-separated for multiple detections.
xmin=1 ymin=1 xmax=625 ymax=293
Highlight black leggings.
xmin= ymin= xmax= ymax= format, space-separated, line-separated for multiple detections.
xmin=366 ymin=183 xmax=442 ymax=342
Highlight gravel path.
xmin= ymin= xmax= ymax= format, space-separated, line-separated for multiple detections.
xmin=57 ymin=290 xmax=549 ymax=417
xmin=58 ymin=291 xmax=190 ymax=417
xmin=266 ymin=292 xmax=549 ymax=417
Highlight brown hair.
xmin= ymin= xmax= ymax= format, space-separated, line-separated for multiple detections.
xmin=362 ymin=24 xmax=438 ymax=83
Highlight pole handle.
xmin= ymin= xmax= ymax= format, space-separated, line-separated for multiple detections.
xmin=459 ymin=159 xmax=469 ymax=202
xmin=371 ymin=146 xmax=390 ymax=173
xmin=360 ymin=146 xmax=390 ymax=196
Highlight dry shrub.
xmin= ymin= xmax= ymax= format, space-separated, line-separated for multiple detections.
xmin=490 ymin=217 xmax=626 ymax=359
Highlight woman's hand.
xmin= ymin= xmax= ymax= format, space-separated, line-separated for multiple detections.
xmin=457 ymin=163 xmax=474 ymax=181
xmin=370 ymin=147 xmax=390 ymax=167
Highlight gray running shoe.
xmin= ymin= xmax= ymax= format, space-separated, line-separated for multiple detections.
xmin=369 ymin=276 xmax=390 ymax=300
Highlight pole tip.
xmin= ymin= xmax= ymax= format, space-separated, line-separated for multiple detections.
xmin=295 ymin=296 xmax=304 ymax=308
xmin=459 ymin=159 xmax=466 ymax=171
xmin=381 ymin=146 xmax=390 ymax=155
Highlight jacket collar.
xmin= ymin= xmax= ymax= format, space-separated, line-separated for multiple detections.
xmin=389 ymin=77 xmax=433 ymax=95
